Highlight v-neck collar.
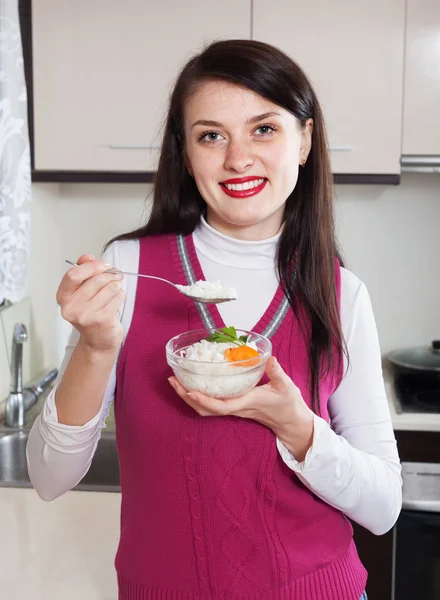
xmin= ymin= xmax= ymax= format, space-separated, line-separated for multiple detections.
xmin=172 ymin=233 xmax=290 ymax=339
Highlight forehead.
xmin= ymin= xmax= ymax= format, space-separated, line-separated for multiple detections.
xmin=184 ymin=79 xmax=289 ymax=124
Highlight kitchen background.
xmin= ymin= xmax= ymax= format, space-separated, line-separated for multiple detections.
xmin=0 ymin=0 xmax=439 ymax=599
xmin=2 ymin=173 xmax=440 ymax=400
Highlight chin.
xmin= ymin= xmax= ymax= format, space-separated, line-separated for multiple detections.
xmin=220 ymin=210 xmax=265 ymax=226
xmin=221 ymin=213 xmax=279 ymax=234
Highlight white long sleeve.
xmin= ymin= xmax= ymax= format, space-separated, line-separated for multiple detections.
xmin=276 ymin=270 xmax=402 ymax=535
xmin=27 ymin=219 xmax=401 ymax=535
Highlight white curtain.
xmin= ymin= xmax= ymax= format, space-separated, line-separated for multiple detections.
xmin=0 ymin=0 xmax=31 ymax=304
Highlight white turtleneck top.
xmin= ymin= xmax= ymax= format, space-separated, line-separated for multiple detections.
xmin=26 ymin=216 xmax=402 ymax=535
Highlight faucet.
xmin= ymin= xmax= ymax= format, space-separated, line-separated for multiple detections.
xmin=5 ymin=322 xmax=58 ymax=428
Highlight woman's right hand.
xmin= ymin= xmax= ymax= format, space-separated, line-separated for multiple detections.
xmin=56 ymin=254 xmax=125 ymax=353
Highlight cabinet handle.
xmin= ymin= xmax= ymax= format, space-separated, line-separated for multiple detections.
xmin=401 ymin=155 xmax=440 ymax=167
xmin=108 ymin=144 xmax=161 ymax=150
xmin=401 ymin=155 xmax=440 ymax=173
xmin=110 ymin=144 xmax=356 ymax=153
xmin=329 ymin=146 xmax=354 ymax=152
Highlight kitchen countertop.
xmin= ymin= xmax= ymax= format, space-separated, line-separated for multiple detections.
xmin=2 ymin=372 xmax=439 ymax=435
xmin=385 ymin=377 xmax=440 ymax=432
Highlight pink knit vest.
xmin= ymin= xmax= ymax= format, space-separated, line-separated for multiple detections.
xmin=114 ymin=233 xmax=367 ymax=600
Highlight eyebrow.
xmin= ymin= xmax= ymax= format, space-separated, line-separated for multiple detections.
xmin=191 ymin=111 xmax=282 ymax=129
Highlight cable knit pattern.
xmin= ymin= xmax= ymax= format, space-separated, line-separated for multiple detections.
xmin=114 ymin=234 xmax=367 ymax=599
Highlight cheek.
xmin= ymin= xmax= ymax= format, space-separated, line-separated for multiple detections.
xmin=189 ymin=147 xmax=221 ymax=179
xmin=264 ymin=142 xmax=299 ymax=187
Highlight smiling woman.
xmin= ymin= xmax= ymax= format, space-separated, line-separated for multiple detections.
xmin=26 ymin=39 xmax=399 ymax=600
xmin=185 ymin=83 xmax=312 ymax=238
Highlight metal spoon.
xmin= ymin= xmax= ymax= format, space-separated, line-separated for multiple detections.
xmin=65 ymin=260 xmax=237 ymax=304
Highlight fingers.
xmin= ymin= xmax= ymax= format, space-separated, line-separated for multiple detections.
xmin=72 ymin=271 xmax=124 ymax=305
xmin=168 ymin=377 xmax=246 ymax=417
xmin=61 ymin=278 xmax=124 ymax=327
xmin=57 ymin=254 xmax=125 ymax=330
xmin=169 ymin=361 xmax=305 ymax=433
xmin=57 ymin=257 xmax=111 ymax=302
xmin=168 ymin=378 xmax=206 ymax=414
xmin=86 ymin=286 xmax=126 ymax=327
xmin=86 ymin=279 xmax=125 ymax=314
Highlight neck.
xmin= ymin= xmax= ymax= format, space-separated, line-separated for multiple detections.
xmin=194 ymin=215 xmax=281 ymax=270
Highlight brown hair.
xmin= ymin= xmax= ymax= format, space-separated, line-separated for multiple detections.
xmin=107 ymin=39 xmax=346 ymax=413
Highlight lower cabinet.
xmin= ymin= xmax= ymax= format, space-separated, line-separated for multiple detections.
xmin=353 ymin=522 xmax=394 ymax=600
xmin=3 ymin=431 xmax=439 ymax=599
xmin=0 ymin=488 xmax=120 ymax=600
xmin=353 ymin=430 xmax=440 ymax=600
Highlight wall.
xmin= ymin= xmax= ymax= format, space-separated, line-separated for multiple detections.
xmin=0 ymin=182 xmax=148 ymax=400
xmin=1 ymin=173 xmax=439 ymax=401
xmin=335 ymin=173 xmax=440 ymax=353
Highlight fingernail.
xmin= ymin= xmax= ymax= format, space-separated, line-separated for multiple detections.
xmin=187 ymin=393 xmax=197 ymax=401
xmin=273 ymin=357 xmax=279 ymax=368
xmin=168 ymin=378 xmax=176 ymax=388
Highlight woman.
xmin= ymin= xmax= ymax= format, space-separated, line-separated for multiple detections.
xmin=27 ymin=40 xmax=401 ymax=600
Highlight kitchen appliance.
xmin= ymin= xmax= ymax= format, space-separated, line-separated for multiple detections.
xmin=393 ymin=462 xmax=440 ymax=599
xmin=388 ymin=341 xmax=440 ymax=414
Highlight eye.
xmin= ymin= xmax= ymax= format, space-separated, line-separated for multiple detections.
xmin=254 ymin=124 xmax=277 ymax=137
xmin=199 ymin=131 xmax=225 ymax=144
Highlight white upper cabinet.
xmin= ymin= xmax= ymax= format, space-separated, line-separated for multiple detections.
xmin=252 ymin=0 xmax=406 ymax=175
xmin=32 ymin=0 xmax=250 ymax=172
xmin=402 ymin=0 xmax=440 ymax=156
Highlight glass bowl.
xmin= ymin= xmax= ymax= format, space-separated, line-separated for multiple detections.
xmin=166 ymin=329 xmax=272 ymax=399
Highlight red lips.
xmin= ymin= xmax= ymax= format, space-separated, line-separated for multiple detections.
xmin=220 ymin=177 xmax=267 ymax=198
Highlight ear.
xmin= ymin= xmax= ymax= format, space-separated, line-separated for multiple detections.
xmin=299 ymin=118 xmax=313 ymax=165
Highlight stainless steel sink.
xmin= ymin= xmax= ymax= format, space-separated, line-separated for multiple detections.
xmin=0 ymin=384 xmax=119 ymax=492
xmin=0 ymin=429 xmax=120 ymax=492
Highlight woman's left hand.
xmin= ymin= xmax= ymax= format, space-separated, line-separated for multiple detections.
xmin=168 ymin=356 xmax=315 ymax=462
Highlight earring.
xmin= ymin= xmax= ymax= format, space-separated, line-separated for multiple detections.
xmin=300 ymin=158 xmax=306 ymax=167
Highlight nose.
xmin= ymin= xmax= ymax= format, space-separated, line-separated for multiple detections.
xmin=224 ymin=139 xmax=254 ymax=173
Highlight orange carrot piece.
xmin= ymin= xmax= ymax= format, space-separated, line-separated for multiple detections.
xmin=224 ymin=346 xmax=260 ymax=367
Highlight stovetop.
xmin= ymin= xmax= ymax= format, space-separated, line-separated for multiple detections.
xmin=394 ymin=376 xmax=440 ymax=414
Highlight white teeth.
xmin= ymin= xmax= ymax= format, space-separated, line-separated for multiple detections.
xmin=224 ymin=178 xmax=265 ymax=191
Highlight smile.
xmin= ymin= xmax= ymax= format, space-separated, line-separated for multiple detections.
xmin=220 ymin=177 xmax=268 ymax=198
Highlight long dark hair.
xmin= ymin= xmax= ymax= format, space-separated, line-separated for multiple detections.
xmin=107 ymin=39 xmax=345 ymax=413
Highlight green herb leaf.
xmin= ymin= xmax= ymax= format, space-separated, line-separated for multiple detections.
xmin=205 ymin=326 xmax=246 ymax=346
xmin=223 ymin=326 xmax=237 ymax=338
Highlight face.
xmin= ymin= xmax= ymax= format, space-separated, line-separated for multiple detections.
xmin=183 ymin=80 xmax=312 ymax=240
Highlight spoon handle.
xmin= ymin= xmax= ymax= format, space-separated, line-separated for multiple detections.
xmin=107 ymin=270 xmax=177 ymax=289
xmin=65 ymin=260 xmax=177 ymax=289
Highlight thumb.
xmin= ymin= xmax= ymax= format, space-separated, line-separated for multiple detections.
xmin=266 ymin=357 xmax=293 ymax=390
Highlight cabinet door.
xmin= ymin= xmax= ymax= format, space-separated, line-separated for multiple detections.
xmin=252 ymin=0 xmax=405 ymax=174
xmin=0 ymin=488 xmax=120 ymax=600
xmin=402 ymin=0 xmax=440 ymax=156
xmin=32 ymin=0 xmax=250 ymax=172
